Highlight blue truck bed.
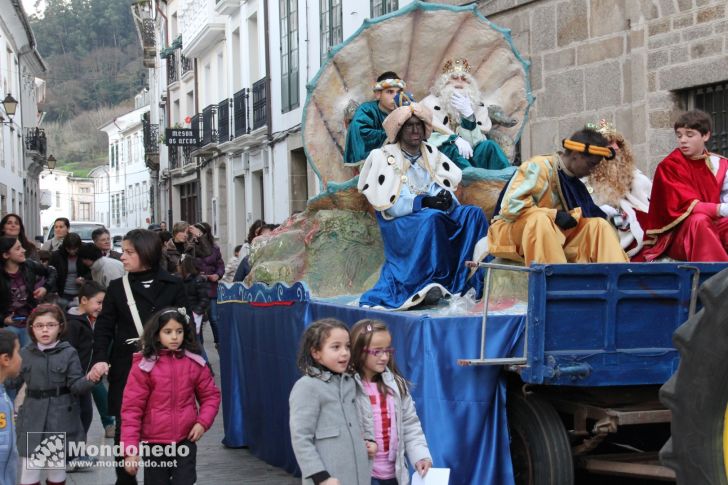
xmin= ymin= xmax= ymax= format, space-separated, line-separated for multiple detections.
xmin=515 ymin=262 xmax=728 ymax=387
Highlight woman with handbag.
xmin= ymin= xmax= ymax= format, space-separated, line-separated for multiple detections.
xmin=88 ymin=229 xmax=186 ymax=485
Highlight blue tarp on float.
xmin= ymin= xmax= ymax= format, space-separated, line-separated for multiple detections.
xmin=217 ymin=282 xmax=524 ymax=485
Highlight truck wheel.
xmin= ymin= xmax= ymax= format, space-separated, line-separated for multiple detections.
xmin=508 ymin=391 xmax=574 ymax=485
xmin=660 ymin=268 xmax=728 ymax=484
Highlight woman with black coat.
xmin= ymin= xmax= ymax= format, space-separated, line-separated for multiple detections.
xmin=88 ymin=229 xmax=186 ymax=485
xmin=49 ymin=233 xmax=91 ymax=306
xmin=0 ymin=237 xmax=57 ymax=348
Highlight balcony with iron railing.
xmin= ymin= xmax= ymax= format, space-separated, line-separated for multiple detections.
xmin=200 ymin=104 xmax=218 ymax=146
xmin=25 ymin=128 xmax=47 ymax=159
xmin=217 ymin=98 xmax=231 ymax=143
xmin=168 ymin=145 xmax=180 ymax=170
xmin=167 ymin=54 xmax=178 ymax=85
xmin=252 ymin=77 xmax=268 ymax=130
xmin=131 ymin=0 xmax=156 ymax=67
xmin=142 ymin=118 xmax=160 ymax=170
xmin=181 ymin=55 xmax=193 ymax=76
xmin=233 ymin=88 xmax=249 ymax=138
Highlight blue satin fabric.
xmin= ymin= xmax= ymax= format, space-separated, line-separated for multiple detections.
xmin=218 ymin=298 xmax=524 ymax=485
xmin=360 ymin=205 xmax=488 ymax=309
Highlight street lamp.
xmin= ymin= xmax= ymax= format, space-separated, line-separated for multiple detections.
xmin=1 ymin=94 xmax=18 ymax=124
xmin=46 ymin=154 xmax=57 ymax=173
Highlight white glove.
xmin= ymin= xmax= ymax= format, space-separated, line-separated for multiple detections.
xmin=599 ymin=204 xmax=619 ymax=218
xmin=450 ymin=91 xmax=474 ymax=118
xmin=719 ymin=203 xmax=728 ymax=217
xmin=454 ymin=137 xmax=473 ymax=159
xmin=193 ymin=313 xmax=203 ymax=334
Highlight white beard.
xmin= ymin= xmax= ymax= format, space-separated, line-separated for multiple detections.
xmin=437 ymin=82 xmax=481 ymax=128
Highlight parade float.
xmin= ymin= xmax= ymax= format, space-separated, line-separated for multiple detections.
xmin=217 ymin=3 xmax=726 ymax=484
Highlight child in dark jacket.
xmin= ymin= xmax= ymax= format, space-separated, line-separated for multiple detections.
xmin=65 ymin=281 xmax=108 ymax=436
xmin=121 ymin=307 xmax=220 ymax=483
xmin=179 ymin=257 xmax=209 ymax=360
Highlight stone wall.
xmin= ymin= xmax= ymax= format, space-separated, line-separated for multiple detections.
xmin=479 ymin=0 xmax=727 ymax=175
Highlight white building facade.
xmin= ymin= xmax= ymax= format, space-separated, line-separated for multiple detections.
xmin=0 ymin=0 xmax=48 ymax=240
xmin=99 ymin=104 xmax=153 ymax=236
xmin=135 ymin=0 xmax=410 ymax=260
xmin=39 ymin=170 xmax=96 ymax=234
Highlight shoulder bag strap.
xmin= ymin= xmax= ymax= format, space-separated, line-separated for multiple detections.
xmin=122 ymin=274 xmax=145 ymax=344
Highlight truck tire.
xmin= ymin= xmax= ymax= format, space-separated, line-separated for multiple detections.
xmin=508 ymin=391 xmax=574 ymax=485
xmin=660 ymin=268 xmax=728 ymax=485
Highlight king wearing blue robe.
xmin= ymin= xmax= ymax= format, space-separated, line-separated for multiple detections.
xmin=357 ymin=104 xmax=489 ymax=310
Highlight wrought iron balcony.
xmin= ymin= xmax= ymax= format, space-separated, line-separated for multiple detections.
xmin=168 ymin=145 xmax=180 ymax=170
xmin=182 ymin=146 xmax=194 ymax=166
xmin=142 ymin=120 xmax=159 ymax=155
xmin=167 ymin=54 xmax=178 ymax=84
xmin=233 ymin=88 xmax=249 ymax=138
xmin=201 ymin=104 xmax=218 ymax=146
xmin=25 ymin=128 xmax=47 ymax=157
xmin=191 ymin=114 xmax=201 ymax=142
xmin=252 ymin=77 xmax=268 ymax=130
xmin=181 ymin=55 xmax=193 ymax=75
xmin=131 ymin=1 xmax=156 ymax=67
xmin=217 ymin=98 xmax=231 ymax=143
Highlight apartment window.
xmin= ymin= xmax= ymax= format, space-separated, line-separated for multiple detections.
xmin=79 ymin=202 xmax=91 ymax=220
xmin=320 ymin=0 xmax=342 ymax=63
xmin=56 ymin=191 xmax=61 ymax=208
xmin=280 ymin=0 xmax=300 ymax=112
xmin=371 ymin=0 xmax=398 ymax=17
xmin=121 ymin=190 xmax=126 ymax=217
xmin=683 ymin=81 xmax=728 ymax=156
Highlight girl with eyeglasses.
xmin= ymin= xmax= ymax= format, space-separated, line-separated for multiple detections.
xmin=10 ymin=303 xmax=97 ymax=485
xmin=350 ymin=319 xmax=432 ymax=485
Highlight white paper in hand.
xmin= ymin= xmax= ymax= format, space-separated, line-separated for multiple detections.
xmin=412 ymin=468 xmax=450 ymax=485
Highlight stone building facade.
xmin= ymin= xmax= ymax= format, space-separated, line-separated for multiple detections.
xmin=478 ymin=0 xmax=727 ymax=174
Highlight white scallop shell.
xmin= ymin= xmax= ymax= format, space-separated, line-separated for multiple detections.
xmin=302 ymin=1 xmax=534 ymax=187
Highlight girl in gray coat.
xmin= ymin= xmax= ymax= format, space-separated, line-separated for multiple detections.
xmin=289 ymin=318 xmax=372 ymax=485
xmin=351 ymin=319 xmax=432 ymax=485
xmin=10 ymin=303 xmax=97 ymax=485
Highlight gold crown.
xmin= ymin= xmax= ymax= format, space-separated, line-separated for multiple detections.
xmin=587 ymin=119 xmax=617 ymax=137
xmin=442 ymin=57 xmax=471 ymax=75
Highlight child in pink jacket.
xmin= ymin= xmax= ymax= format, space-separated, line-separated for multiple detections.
xmin=121 ymin=307 xmax=221 ymax=484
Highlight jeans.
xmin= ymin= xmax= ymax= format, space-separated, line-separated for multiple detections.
xmin=372 ymin=479 xmax=398 ymax=485
xmin=91 ymin=381 xmax=115 ymax=428
xmin=207 ymin=297 xmax=219 ymax=343
xmin=5 ymin=324 xmax=29 ymax=349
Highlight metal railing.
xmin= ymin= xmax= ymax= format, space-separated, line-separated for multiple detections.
xmin=168 ymin=145 xmax=179 ymax=170
xmin=167 ymin=54 xmax=178 ymax=84
xmin=217 ymin=98 xmax=231 ymax=143
xmin=191 ymin=114 xmax=200 ymax=143
xmin=142 ymin=120 xmax=159 ymax=155
xmin=25 ymin=128 xmax=47 ymax=156
xmin=181 ymin=55 xmax=193 ymax=75
xmin=182 ymin=146 xmax=194 ymax=166
xmin=233 ymin=88 xmax=249 ymax=138
xmin=201 ymin=105 xmax=218 ymax=146
xmin=252 ymin=77 xmax=268 ymax=130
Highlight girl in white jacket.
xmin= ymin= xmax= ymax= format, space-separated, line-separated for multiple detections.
xmin=351 ymin=319 xmax=432 ymax=485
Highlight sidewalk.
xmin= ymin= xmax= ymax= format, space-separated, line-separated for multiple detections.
xmin=65 ymin=325 xmax=298 ymax=485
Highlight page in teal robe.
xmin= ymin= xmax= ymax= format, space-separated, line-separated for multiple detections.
xmin=344 ymin=100 xmax=388 ymax=166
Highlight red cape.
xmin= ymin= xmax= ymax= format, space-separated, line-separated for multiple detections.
xmin=634 ymin=148 xmax=726 ymax=261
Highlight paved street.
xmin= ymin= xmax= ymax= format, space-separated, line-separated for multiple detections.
xmin=65 ymin=325 xmax=298 ymax=485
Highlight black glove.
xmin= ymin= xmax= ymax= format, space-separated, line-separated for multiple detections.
xmin=422 ymin=190 xmax=453 ymax=211
xmin=554 ymin=211 xmax=578 ymax=230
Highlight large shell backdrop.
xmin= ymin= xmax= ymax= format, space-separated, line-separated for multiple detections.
xmin=302 ymin=1 xmax=534 ymax=187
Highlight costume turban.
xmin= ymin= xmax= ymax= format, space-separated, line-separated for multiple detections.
xmin=382 ymin=103 xmax=434 ymax=143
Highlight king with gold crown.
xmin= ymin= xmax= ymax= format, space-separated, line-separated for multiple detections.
xmin=420 ymin=57 xmax=512 ymax=172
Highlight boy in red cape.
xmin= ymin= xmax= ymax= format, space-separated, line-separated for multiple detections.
xmin=635 ymin=110 xmax=728 ymax=262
